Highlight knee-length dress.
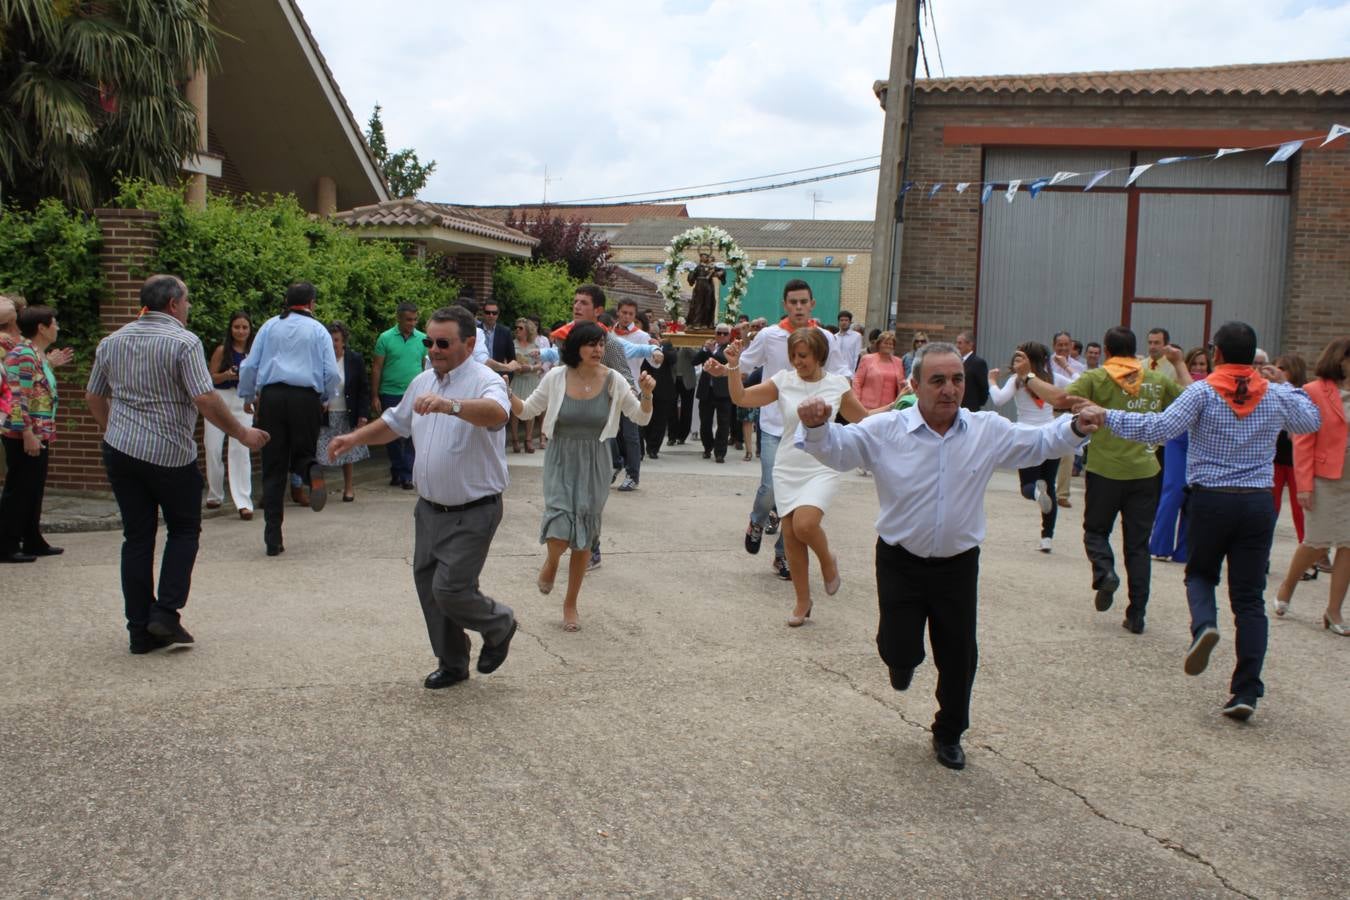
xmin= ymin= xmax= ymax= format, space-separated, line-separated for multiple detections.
xmin=540 ymin=392 xmax=612 ymax=549
xmin=1303 ymin=387 xmax=1350 ymax=549
xmin=770 ymin=369 xmax=851 ymax=515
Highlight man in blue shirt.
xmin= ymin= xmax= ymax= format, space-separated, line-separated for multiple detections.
xmin=238 ymin=282 xmax=341 ymax=556
xmin=1081 ymin=321 xmax=1320 ymax=722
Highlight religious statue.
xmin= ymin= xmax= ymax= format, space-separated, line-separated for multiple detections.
xmin=685 ymin=251 xmax=721 ymax=329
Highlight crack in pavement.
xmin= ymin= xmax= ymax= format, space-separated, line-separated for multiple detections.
xmin=519 ymin=625 xmax=570 ymax=667
xmin=810 ymin=657 xmax=1256 ymax=899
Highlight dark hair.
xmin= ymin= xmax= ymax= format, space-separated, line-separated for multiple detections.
xmin=838 ymin=310 xmax=853 ymax=322
xmin=562 ymin=321 xmax=607 ymax=367
xmin=428 ymin=305 xmax=477 ymax=342
xmin=616 ymin=298 xmax=638 ymax=312
xmin=286 ymin=282 xmax=317 ymax=306
xmin=17 ymin=305 xmax=55 ymax=338
xmin=457 ymin=296 xmax=479 ymax=315
xmin=1016 ymin=341 xmax=1052 ymax=383
xmin=1072 ymin=340 xmax=1083 ymax=354
xmin=1103 ymin=327 xmax=1136 ymax=358
xmin=482 ymin=299 xmax=500 ymax=312
xmin=1311 ymin=338 xmax=1350 ymax=383
xmin=395 ymin=302 xmax=418 ymax=316
xmin=1211 ymin=321 xmax=1257 ymax=366
xmin=1185 ymin=346 xmax=1212 ymax=376
xmin=597 ymin=311 xmax=615 ymax=328
xmin=787 ymin=327 xmax=829 ymax=365
xmin=1086 ymin=341 xmax=1102 ymax=352
xmin=216 ymin=311 xmax=255 ymax=372
xmin=1147 ymin=327 xmax=1170 ymax=344
xmin=327 ymin=319 xmax=350 ymax=344
xmin=869 ymin=328 xmax=881 ymax=342
xmin=824 ymin=324 xmax=839 ymax=334
xmin=636 ymin=311 xmax=650 ymax=333
xmin=575 ymin=283 xmax=606 ymax=309
xmin=782 ymin=278 xmax=812 ymax=301
xmin=1274 ymin=353 xmax=1306 ymax=386
xmin=1052 ymin=330 xmax=1072 ymax=344
xmin=140 ymin=274 xmax=186 ymax=311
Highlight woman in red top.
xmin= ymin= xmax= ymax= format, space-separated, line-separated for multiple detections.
xmin=851 ymin=330 xmax=908 ymax=410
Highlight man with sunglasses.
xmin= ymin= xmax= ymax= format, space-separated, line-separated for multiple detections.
xmin=326 ymin=305 xmax=518 ymax=689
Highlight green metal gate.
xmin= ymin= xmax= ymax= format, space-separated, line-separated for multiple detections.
xmin=719 ymin=267 xmax=841 ymax=322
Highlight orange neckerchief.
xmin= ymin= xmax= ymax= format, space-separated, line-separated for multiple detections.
xmin=1102 ymin=356 xmax=1143 ymax=397
xmin=1208 ymin=364 xmax=1268 ymax=418
xmin=613 ymin=321 xmax=640 ymax=336
xmin=778 ymin=317 xmax=820 ymax=331
xmin=550 ymin=319 xmax=610 ymax=341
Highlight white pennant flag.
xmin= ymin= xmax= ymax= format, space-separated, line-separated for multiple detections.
xmin=801 ymin=257 xmax=812 ymax=268
xmin=1321 ymin=124 xmax=1349 ymax=147
xmin=1214 ymin=148 xmax=1244 ymax=159
xmin=1083 ymin=170 xmax=1111 ymax=192
xmin=955 ymin=182 xmax=970 ymax=193
xmin=1267 ymin=140 xmax=1303 ymax=165
xmin=1048 ymin=171 xmax=1078 ymax=186
xmin=1005 ymin=179 xmax=1021 ymax=203
xmin=1125 ymin=164 xmax=1152 ymax=187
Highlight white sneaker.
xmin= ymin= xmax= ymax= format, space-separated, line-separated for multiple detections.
xmin=857 ymin=467 xmax=871 ymax=477
xmin=1039 ymin=537 xmax=1053 ymax=553
xmin=1035 ymin=480 xmax=1054 ymax=516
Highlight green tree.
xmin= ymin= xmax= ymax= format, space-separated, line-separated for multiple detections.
xmin=0 ymin=0 xmax=216 ymax=209
xmin=492 ymin=258 xmax=577 ymax=329
xmin=365 ymin=104 xmax=436 ymax=198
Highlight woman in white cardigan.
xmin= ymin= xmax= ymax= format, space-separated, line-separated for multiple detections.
xmin=511 ymin=322 xmax=655 ymax=631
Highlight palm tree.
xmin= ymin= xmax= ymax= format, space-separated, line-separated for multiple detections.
xmin=0 ymin=0 xmax=216 ymax=209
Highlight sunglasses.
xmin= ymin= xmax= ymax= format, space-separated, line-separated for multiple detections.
xmin=422 ymin=338 xmax=451 ymax=349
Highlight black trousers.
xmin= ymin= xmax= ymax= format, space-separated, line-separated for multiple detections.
xmin=670 ymin=380 xmax=695 ymax=442
xmin=0 ymin=436 xmax=49 ymax=554
xmin=699 ymin=395 xmax=733 ymax=460
xmin=876 ymin=539 xmax=980 ymax=745
xmin=1083 ymin=471 xmax=1160 ymax=618
xmin=645 ymin=381 xmax=674 ymax=454
xmin=257 ymin=383 xmax=323 ymax=548
xmin=1017 ymin=457 xmax=1060 ymax=538
xmin=102 ymin=442 xmax=202 ymax=634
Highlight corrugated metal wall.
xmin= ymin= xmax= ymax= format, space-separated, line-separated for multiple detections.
xmin=977 ymin=148 xmax=1290 ymax=393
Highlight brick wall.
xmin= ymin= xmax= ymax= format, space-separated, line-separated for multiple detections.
xmin=898 ymin=94 xmax=1350 ymax=358
xmin=454 ymin=253 xmax=494 ymax=304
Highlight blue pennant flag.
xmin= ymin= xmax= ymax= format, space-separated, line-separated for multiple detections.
xmin=654 ymin=264 xmax=664 ymax=274
xmin=980 ymin=184 xmax=994 ymax=204
xmin=778 ymin=258 xmax=788 ymax=268
xmin=927 ymin=183 xmax=943 ymax=199
xmin=1027 ymin=177 xmax=1050 ymax=199
xmin=900 ymin=181 xmax=915 ymax=196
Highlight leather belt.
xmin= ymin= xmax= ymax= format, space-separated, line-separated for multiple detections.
xmin=1189 ymin=485 xmax=1268 ymax=495
xmin=423 ymin=493 xmax=500 ymax=514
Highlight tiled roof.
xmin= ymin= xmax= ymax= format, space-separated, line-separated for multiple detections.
xmin=472 ymin=204 xmax=690 ymax=224
xmin=612 ymin=217 xmax=873 ymax=252
xmin=877 ymin=57 xmax=1350 ymax=99
xmin=333 ymin=198 xmax=538 ymax=247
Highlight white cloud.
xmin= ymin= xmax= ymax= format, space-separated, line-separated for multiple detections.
xmin=297 ymin=0 xmax=1350 ymax=220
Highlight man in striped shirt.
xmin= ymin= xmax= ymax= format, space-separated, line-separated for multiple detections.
xmin=86 ymin=275 xmax=270 ymax=654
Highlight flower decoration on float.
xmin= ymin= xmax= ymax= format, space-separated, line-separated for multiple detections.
xmin=659 ymin=225 xmax=752 ymax=325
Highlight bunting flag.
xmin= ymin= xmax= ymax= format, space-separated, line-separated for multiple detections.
xmin=1125 ymin=164 xmax=1153 ymax=187
xmin=823 ymin=255 xmax=834 ymax=266
xmin=1028 ymin=177 xmax=1050 ymax=199
xmin=955 ymin=182 xmax=970 ymax=193
xmin=980 ymin=184 xmax=995 ymax=204
xmin=756 ymin=260 xmax=766 ymax=269
xmin=1214 ymin=147 xmax=1244 ymax=159
xmin=846 ymin=254 xmax=857 ymax=264
xmin=1268 ymin=140 xmax=1303 ymax=165
xmin=1321 ymin=123 xmax=1349 ymax=147
xmin=1084 ymin=170 xmax=1111 ymax=191
xmin=778 ymin=258 xmax=788 ymax=268
xmin=654 ymin=264 xmax=664 ymax=274
xmin=1005 ymin=179 xmax=1021 ymax=203
xmin=927 ymin=183 xmax=943 ymax=199
xmin=801 ymin=257 xmax=812 ymax=267
xmin=900 ymin=181 xmax=915 ymax=195
xmin=1156 ymin=155 xmax=1191 ymax=165
xmin=1049 ymin=171 xmax=1078 ymax=186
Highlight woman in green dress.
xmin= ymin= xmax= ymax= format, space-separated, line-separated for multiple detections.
xmin=511 ymin=322 xmax=654 ymax=631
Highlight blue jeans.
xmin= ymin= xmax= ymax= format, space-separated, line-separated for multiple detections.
xmin=1149 ymin=434 xmax=1189 ymax=561
xmin=1184 ymin=489 xmax=1276 ymax=701
xmin=381 ymin=393 xmax=415 ymax=483
xmin=750 ymin=430 xmax=785 ymax=559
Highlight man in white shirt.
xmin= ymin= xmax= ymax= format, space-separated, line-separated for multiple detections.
xmin=1050 ymin=331 xmax=1084 ymax=508
xmin=612 ymin=299 xmax=651 ymax=486
xmin=326 ymin=305 xmax=518 ymax=690
xmin=795 ymin=342 xmax=1100 ymax=770
xmin=736 ymin=279 xmax=851 ymax=579
xmin=836 ymin=310 xmax=863 ymax=375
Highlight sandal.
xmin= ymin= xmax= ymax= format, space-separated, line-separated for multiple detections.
xmin=524 ymin=440 xmax=535 ymax=454
xmin=743 ymin=450 xmax=752 ymax=461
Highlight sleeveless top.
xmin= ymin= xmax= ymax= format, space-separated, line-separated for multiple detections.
xmin=218 ymin=347 xmax=246 ymax=390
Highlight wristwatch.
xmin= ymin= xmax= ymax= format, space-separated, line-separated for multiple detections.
xmin=449 ymin=399 xmax=462 ymax=416
xmin=1070 ymin=414 xmax=1086 ymax=438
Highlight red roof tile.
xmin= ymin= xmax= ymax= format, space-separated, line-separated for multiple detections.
xmin=471 ymin=204 xmax=690 ymax=224
xmin=333 ymin=198 xmax=537 ymax=247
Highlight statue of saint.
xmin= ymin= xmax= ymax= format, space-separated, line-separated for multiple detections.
xmin=685 ymin=252 xmax=721 ymax=329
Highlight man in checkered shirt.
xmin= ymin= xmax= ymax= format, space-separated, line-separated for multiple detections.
xmin=1078 ymin=321 xmax=1320 ymax=723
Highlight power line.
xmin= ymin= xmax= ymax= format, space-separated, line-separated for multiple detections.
xmin=585 ymin=164 xmax=880 ymax=206
xmin=924 ymin=0 xmax=947 ymax=77
xmin=550 ymin=155 xmax=880 ymax=204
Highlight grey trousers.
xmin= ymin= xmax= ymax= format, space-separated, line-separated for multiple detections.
xmin=413 ymin=496 xmax=515 ymax=673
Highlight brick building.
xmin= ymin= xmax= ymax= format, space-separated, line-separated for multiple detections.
xmin=877 ymin=57 xmax=1350 ymax=361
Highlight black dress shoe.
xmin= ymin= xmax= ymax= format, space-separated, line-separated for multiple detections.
xmin=146 ymin=621 xmax=195 ymax=644
xmin=744 ymin=522 xmax=764 ymax=555
xmin=932 ymin=736 xmax=966 ymax=770
xmin=266 ymin=544 xmax=285 ymax=557
xmin=477 ymin=621 xmax=517 ymax=674
xmin=401 ymin=481 xmax=415 ymax=491
xmin=1222 ymin=695 xmax=1257 ymax=721
xmin=702 ymin=450 xmax=712 ymax=459
xmin=27 ymin=545 xmax=64 ymax=556
xmin=1094 ymin=573 xmax=1119 ymax=611
xmin=889 ymin=666 xmax=914 ymax=691
xmin=648 ymin=450 xmax=659 ymax=459
xmin=0 ymin=551 xmax=37 ymax=563
xmin=390 ymin=475 xmax=402 ymax=486
xmin=307 ymin=463 xmax=327 ymax=512
xmin=423 ymin=667 xmax=469 ymax=689
xmin=1122 ymin=615 xmax=1145 ymax=635
xmin=129 ymin=633 xmax=173 ymax=655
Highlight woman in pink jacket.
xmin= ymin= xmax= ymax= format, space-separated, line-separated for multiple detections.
xmin=1274 ymin=337 xmax=1350 ymax=635
xmin=852 ymin=330 xmax=908 ymax=410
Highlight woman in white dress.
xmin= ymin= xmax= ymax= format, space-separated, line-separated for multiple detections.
xmin=707 ymin=328 xmax=870 ymax=626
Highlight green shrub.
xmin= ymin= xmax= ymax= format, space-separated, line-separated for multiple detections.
xmin=0 ymin=199 xmax=106 ymax=360
xmin=492 ymin=258 xmax=578 ymax=332
xmin=113 ymin=180 xmax=459 ymax=357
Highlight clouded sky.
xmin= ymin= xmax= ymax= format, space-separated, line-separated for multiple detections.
xmin=299 ymin=0 xmax=1349 ymax=220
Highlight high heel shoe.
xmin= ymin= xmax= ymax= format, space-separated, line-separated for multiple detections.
xmin=787 ymin=602 xmax=813 ymax=627
xmin=511 ymin=439 xmax=521 ymax=453
xmin=1273 ymin=587 xmax=1293 ymax=617
xmin=524 ymin=439 xmax=535 ymax=454
xmin=825 ymin=552 xmax=841 ymax=596
xmin=1323 ymin=615 xmax=1350 ymax=636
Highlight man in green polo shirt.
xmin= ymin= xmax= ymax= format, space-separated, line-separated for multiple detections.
xmin=1018 ymin=326 xmax=1188 ymax=634
xmin=372 ymin=302 xmax=426 ymax=489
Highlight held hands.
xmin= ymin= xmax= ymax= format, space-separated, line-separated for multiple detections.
xmin=239 ymin=426 xmax=270 ymax=451
xmin=702 ymin=357 xmax=730 ymax=378
xmin=797 ymin=397 xmax=834 ymax=428
xmin=638 ymin=371 xmax=656 ymax=398
xmin=1074 ymin=404 xmax=1106 ymax=431
xmin=1065 ymin=395 xmax=1095 ymax=413
xmin=1011 ymin=351 xmax=1031 ymax=378
xmin=723 ymin=339 xmax=742 ymax=367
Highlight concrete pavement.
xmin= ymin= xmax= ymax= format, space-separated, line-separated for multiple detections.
xmin=3 ymin=440 xmax=1346 ymax=897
